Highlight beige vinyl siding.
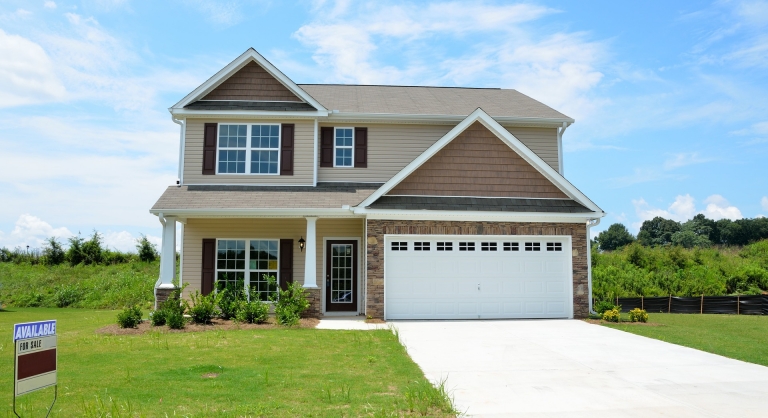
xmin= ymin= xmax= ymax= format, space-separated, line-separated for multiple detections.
xmin=318 ymin=123 xmax=453 ymax=183
xmin=318 ymin=123 xmax=560 ymax=183
xmin=504 ymin=126 xmax=559 ymax=171
xmin=182 ymin=218 xmax=364 ymax=300
xmin=183 ymin=119 xmax=314 ymax=185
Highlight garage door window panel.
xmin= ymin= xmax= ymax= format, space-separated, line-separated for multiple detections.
xmin=481 ymin=242 xmax=497 ymax=251
xmin=525 ymin=242 xmax=541 ymax=251
xmin=392 ymin=242 xmax=408 ymax=251
xmin=414 ymin=242 xmax=430 ymax=251
xmin=459 ymin=242 xmax=475 ymax=251
xmin=437 ymin=242 xmax=453 ymax=251
xmin=504 ymin=242 xmax=519 ymax=251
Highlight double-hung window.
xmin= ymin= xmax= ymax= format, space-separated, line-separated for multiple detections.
xmin=334 ymin=127 xmax=354 ymax=167
xmin=217 ymin=124 xmax=280 ymax=174
xmin=216 ymin=239 xmax=279 ymax=301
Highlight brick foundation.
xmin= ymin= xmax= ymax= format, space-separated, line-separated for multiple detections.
xmin=303 ymin=288 xmax=322 ymax=318
xmin=365 ymin=220 xmax=589 ymax=320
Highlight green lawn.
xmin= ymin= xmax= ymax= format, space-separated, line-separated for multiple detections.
xmin=1 ymin=308 xmax=456 ymax=417
xmin=603 ymin=313 xmax=768 ymax=367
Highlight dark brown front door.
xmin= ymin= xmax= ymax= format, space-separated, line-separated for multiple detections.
xmin=325 ymin=240 xmax=358 ymax=312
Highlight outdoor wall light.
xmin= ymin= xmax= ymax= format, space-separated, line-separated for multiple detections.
xmin=299 ymin=236 xmax=306 ymax=252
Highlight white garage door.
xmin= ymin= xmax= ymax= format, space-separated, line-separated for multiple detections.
xmin=385 ymin=235 xmax=573 ymax=320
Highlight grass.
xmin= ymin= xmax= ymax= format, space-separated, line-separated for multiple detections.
xmin=0 ymin=261 xmax=158 ymax=309
xmin=1 ymin=308 xmax=457 ymax=417
xmin=602 ymin=313 xmax=768 ymax=367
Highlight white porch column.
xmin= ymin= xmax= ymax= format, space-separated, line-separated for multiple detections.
xmin=303 ymin=216 xmax=319 ymax=288
xmin=158 ymin=213 xmax=177 ymax=288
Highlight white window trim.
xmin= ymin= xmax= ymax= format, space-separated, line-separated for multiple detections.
xmin=333 ymin=127 xmax=355 ymax=168
xmin=216 ymin=123 xmax=281 ymax=175
xmin=214 ymin=238 xmax=280 ymax=302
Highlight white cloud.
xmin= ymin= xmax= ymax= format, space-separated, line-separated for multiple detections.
xmin=44 ymin=1 xmax=57 ymax=9
xmin=292 ymin=1 xmax=604 ymax=119
xmin=663 ymin=152 xmax=714 ymax=170
xmin=761 ymin=196 xmax=768 ymax=211
xmin=701 ymin=194 xmax=743 ymax=220
xmin=184 ymin=0 xmax=243 ymax=27
xmin=102 ymin=231 xmax=162 ymax=253
xmin=0 ymin=29 xmax=66 ymax=107
xmin=632 ymin=194 xmax=743 ymax=230
xmin=0 ymin=214 xmax=73 ymax=250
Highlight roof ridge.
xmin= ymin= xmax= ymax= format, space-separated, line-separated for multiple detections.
xmin=298 ymin=84 xmax=504 ymax=90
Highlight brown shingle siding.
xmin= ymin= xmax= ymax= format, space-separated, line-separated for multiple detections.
xmin=203 ymin=62 xmax=302 ymax=102
xmin=388 ymin=122 xmax=568 ymax=199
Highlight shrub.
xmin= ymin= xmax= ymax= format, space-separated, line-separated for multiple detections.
xmin=235 ymin=299 xmax=269 ymax=324
xmin=268 ymin=275 xmax=309 ymax=326
xmin=117 ymin=305 xmax=143 ymax=328
xmin=43 ymin=237 xmax=66 ymax=266
xmin=218 ymin=280 xmax=247 ymax=319
xmin=601 ymin=307 xmax=620 ymax=323
xmin=628 ymin=308 xmax=649 ymax=323
xmin=136 ymin=235 xmax=158 ymax=262
xmin=53 ymin=284 xmax=81 ymax=307
xmin=594 ymin=300 xmax=618 ymax=315
xmin=185 ymin=291 xmax=220 ymax=324
xmin=149 ymin=309 xmax=166 ymax=326
xmin=166 ymin=310 xmax=186 ymax=329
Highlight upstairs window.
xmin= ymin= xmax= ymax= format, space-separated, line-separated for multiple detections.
xmin=334 ymin=128 xmax=354 ymax=167
xmin=217 ymin=124 xmax=280 ymax=174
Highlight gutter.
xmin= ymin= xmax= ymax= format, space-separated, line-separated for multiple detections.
xmin=171 ymin=118 xmax=185 ymax=185
xmin=586 ymin=218 xmax=601 ymax=315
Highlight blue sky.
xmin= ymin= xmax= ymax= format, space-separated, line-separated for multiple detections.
xmin=1 ymin=0 xmax=767 ymax=251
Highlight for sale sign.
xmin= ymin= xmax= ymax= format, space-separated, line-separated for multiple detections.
xmin=14 ymin=320 xmax=57 ymax=396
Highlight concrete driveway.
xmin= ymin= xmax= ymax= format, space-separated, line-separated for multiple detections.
xmin=391 ymin=319 xmax=768 ymax=417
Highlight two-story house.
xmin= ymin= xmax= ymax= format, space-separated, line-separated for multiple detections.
xmin=150 ymin=48 xmax=604 ymax=320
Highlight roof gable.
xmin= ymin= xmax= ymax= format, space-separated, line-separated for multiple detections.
xmin=387 ymin=121 xmax=567 ymax=199
xmin=201 ymin=61 xmax=302 ymax=102
xmin=358 ymin=108 xmax=603 ymax=214
xmin=172 ymin=48 xmax=326 ymax=111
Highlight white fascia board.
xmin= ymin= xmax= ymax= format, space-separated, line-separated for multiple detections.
xmin=355 ymin=208 xmax=602 ymax=223
xmin=357 ymin=107 xmax=603 ymax=214
xmin=149 ymin=208 xmax=358 ymax=218
xmin=171 ymin=48 xmax=327 ymax=112
xmin=170 ymin=108 xmax=329 ymax=119
xmin=329 ymin=112 xmax=573 ymax=126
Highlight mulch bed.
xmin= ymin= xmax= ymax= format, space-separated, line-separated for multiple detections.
xmin=584 ymin=319 xmax=663 ymax=326
xmin=96 ymin=317 xmax=320 ymax=335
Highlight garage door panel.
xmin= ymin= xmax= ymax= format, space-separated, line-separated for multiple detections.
xmin=385 ymin=236 xmax=572 ymax=320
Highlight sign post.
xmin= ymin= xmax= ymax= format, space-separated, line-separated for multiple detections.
xmin=13 ymin=320 xmax=58 ymax=418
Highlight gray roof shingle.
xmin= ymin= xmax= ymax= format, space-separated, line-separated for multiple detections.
xmin=151 ymin=183 xmax=382 ymax=211
xmin=368 ymin=196 xmax=591 ymax=213
xmin=298 ymin=84 xmax=571 ymax=120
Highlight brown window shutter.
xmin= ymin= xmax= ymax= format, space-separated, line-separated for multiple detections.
xmin=354 ymin=127 xmax=367 ymax=168
xmin=280 ymin=124 xmax=294 ymax=176
xmin=203 ymin=123 xmax=217 ymax=175
xmin=320 ymin=127 xmax=334 ymax=167
xmin=279 ymin=239 xmax=294 ymax=291
xmin=201 ymin=238 xmax=216 ymax=295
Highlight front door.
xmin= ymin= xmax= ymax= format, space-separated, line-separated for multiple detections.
xmin=325 ymin=240 xmax=358 ymax=312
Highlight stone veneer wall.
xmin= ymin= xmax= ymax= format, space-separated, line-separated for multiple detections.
xmin=365 ymin=220 xmax=589 ymax=319
xmin=303 ymin=288 xmax=322 ymax=318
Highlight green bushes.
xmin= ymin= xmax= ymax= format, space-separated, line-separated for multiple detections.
xmin=235 ymin=300 xmax=269 ymax=324
xmin=117 ymin=306 xmax=143 ymax=328
xmin=185 ymin=291 xmax=221 ymax=324
xmin=593 ymin=300 xmax=619 ymax=315
xmin=593 ymin=239 xmax=768 ymax=300
xmin=268 ymin=276 xmax=310 ymax=326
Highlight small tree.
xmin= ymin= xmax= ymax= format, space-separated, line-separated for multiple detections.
xmin=42 ymin=237 xmax=66 ymax=266
xmin=136 ymin=235 xmax=158 ymax=262
xmin=66 ymin=234 xmax=85 ymax=266
xmin=80 ymin=230 xmax=104 ymax=265
xmin=637 ymin=216 xmax=681 ymax=247
xmin=595 ymin=223 xmax=635 ymax=251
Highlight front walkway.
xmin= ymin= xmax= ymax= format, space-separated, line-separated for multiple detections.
xmin=390 ymin=319 xmax=768 ymax=417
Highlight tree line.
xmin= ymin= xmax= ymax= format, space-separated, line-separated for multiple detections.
xmin=0 ymin=231 xmax=159 ymax=266
xmin=595 ymin=215 xmax=768 ymax=251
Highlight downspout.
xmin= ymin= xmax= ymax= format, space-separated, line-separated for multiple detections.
xmin=586 ymin=218 xmax=601 ymax=315
xmin=556 ymin=122 xmax=569 ymax=176
xmin=172 ymin=117 xmax=186 ymax=186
